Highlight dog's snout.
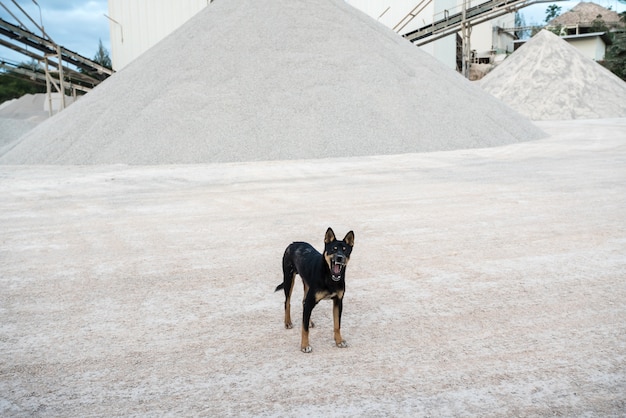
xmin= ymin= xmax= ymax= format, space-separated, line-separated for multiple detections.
xmin=335 ymin=254 xmax=346 ymax=264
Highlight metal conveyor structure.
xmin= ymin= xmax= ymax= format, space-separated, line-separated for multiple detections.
xmin=402 ymin=0 xmax=556 ymax=45
xmin=396 ymin=0 xmax=560 ymax=76
xmin=0 ymin=8 xmax=114 ymax=114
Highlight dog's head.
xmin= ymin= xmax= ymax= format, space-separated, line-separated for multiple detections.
xmin=323 ymin=227 xmax=354 ymax=282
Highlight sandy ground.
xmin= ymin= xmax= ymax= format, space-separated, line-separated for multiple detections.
xmin=1 ymin=119 xmax=625 ymax=416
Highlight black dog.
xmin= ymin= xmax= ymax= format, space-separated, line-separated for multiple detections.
xmin=275 ymin=227 xmax=354 ymax=353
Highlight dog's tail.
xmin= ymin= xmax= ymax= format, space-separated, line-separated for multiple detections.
xmin=275 ymin=283 xmax=284 ymax=292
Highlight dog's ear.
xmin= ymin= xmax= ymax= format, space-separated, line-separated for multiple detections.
xmin=343 ymin=231 xmax=355 ymax=247
xmin=324 ymin=227 xmax=336 ymax=244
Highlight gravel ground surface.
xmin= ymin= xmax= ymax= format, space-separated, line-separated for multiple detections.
xmin=1 ymin=118 xmax=625 ymax=416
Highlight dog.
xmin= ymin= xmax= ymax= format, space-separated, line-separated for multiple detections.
xmin=275 ymin=227 xmax=354 ymax=353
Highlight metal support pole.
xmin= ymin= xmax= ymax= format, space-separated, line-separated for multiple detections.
xmin=56 ymin=44 xmax=66 ymax=111
xmin=43 ymin=47 xmax=67 ymax=116
xmin=461 ymin=0 xmax=472 ymax=79
xmin=44 ymin=55 xmax=52 ymax=117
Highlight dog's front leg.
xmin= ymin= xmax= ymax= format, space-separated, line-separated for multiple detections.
xmin=301 ymin=295 xmax=316 ymax=353
xmin=333 ymin=297 xmax=347 ymax=348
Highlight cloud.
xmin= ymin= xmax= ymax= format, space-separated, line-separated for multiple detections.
xmin=40 ymin=0 xmax=109 ymax=57
xmin=0 ymin=0 xmax=109 ymax=63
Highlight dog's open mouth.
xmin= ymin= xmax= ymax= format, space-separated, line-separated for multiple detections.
xmin=331 ymin=261 xmax=344 ymax=281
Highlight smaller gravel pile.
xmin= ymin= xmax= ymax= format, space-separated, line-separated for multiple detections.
xmin=0 ymin=93 xmax=77 ymax=151
xmin=480 ymin=30 xmax=626 ymax=120
xmin=0 ymin=94 xmax=47 ymax=121
xmin=0 ymin=118 xmax=37 ymax=153
xmin=0 ymin=94 xmax=48 ymax=152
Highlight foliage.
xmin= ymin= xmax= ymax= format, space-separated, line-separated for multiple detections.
xmin=93 ymin=38 xmax=112 ymax=69
xmin=587 ymin=14 xmax=626 ymax=81
xmin=514 ymin=12 xmax=531 ymax=39
xmin=530 ymin=26 xmax=544 ymax=37
xmin=0 ymin=61 xmax=46 ymax=104
xmin=545 ymin=4 xmax=562 ymax=23
xmin=79 ymin=38 xmax=112 ymax=81
xmin=600 ymin=32 xmax=626 ymax=81
xmin=1 ymin=38 xmax=112 ymax=104
xmin=590 ymin=15 xmax=610 ymax=33
xmin=547 ymin=24 xmax=564 ymax=36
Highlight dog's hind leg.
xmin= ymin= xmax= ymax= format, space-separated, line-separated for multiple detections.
xmin=283 ymin=275 xmax=295 ymax=329
xmin=280 ymin=254 xmax=296 ymax=329
xmin=301 ymin=293 xmax=316 ymax=353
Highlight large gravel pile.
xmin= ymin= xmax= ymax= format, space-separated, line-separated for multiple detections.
xmin=480 ymin=30 xmax=626 ymax=120
xmin=0 ymin=0 xmax=544 ymax=165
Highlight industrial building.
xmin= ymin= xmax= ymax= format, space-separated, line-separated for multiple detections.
xmin=106 ymin=0 xmax=520 ymax=73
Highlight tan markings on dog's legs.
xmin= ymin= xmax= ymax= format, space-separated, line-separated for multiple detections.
xmin=301 ymin=327 xmax=311 ymax=353
xmin=333 ymin=298 xmax=347 ymax=348
xmin=301 ymin=282 xmax=314 ymax=352
xmin=315 ymin=290 xmax=331 ymax=302
xmin=284 ymin=273 xmax=295 ymax=329
xmin=315 ymin=289 xmax=343 ymax=303
xmin=302 ymin=282 xmax=315 ymax=328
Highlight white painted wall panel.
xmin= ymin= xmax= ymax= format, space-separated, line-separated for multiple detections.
xmin=473 ymin=13 xmax=515 ymax=55
xmin=568 ymin=37 xmax=606 ymax=61
xmin=345 ymin=0 xmax=436 ymax=33
xmin=108 ymin=0 xmax=210 ymax=70
xmin=346 ymin=0 xmax=458 ymax=69
xmin=107 ymin=0 xmax=513 ymax=73
xmin=347 ymin=0 xmax=517 ymax=70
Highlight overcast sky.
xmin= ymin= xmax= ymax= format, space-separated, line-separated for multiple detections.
xmin=1 ymin=0 xmax=625 ymax=67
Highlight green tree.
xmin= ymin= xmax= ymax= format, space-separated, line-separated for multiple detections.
xmin=548 ymin=24 xmax=564 ymax=36
xmin=545 ymin=4 xmax=562 ymax=23
xmin=93 ymin=38 xmax=112 ymax=69
xmin=601 ymin=32 xmax=626 ymax=81
xmin=598 ymin=11 xmax=626 ymax=81
xmin=80 ymin=39 xmax=112 ymax=81
xmin=515 ymin=12 xmax=531 ymax=39
xmin=590 ymin=15 xmax=610 ymax=33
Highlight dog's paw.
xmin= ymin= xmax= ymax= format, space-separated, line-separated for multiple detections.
xmin=301 ymin=346 xmax=312 ymax=353
xmin=285 ymin=322 xmax=293 ymax=329
xmin=336 ymin=340 xmax=348 ymax=348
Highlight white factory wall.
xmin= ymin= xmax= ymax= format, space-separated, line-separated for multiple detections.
xmin=472 ymin=14 xmax=516 ymax=55
xmin=107 ymin=0 xmax=514 ymax=72
xmin=108 ymin=0 xmax=211 ymax=70
xmin=346 ymin=0 xmax=457 ymax=69
xmin=566 ymin=36 xmax=606 ymax=61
